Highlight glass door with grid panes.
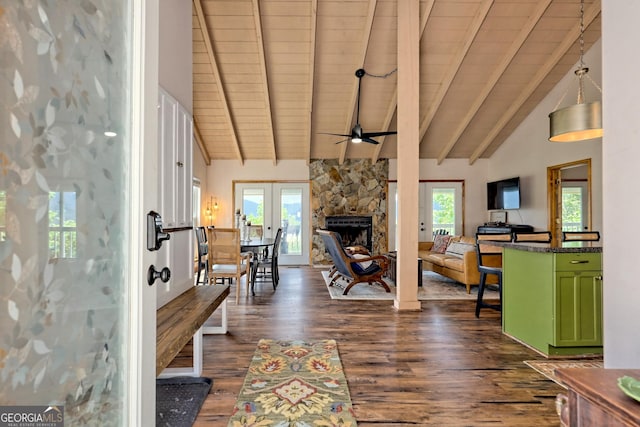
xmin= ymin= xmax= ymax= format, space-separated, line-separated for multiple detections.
xmin=234 ymin=182 xmax=309 ymax=265
xmin=388 ymin=181 xmax=463 ymax=250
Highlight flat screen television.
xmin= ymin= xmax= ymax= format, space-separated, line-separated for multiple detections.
xmin=487 ymin=177 xmax=521 ymax=210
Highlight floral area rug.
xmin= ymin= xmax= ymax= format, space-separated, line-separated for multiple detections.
xmin=321 ymin=270 xmax=499 ymax=301
xmin=524 ymin=358 xmax=604 ymax=387
xmin=228 ymin=339 xmax=357 ymax=426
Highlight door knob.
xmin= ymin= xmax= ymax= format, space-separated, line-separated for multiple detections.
xmin=147 ymin=265 xmax=171 ymax=286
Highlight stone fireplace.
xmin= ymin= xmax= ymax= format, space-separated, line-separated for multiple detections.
xmin=325 ymin=215 xmax=373 ymax=251
xmin=311 ymin=159 xmax=388 ymax=264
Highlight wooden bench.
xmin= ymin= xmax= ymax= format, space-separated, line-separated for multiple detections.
xmin=156 ymin=284 xmax=230 ymax=377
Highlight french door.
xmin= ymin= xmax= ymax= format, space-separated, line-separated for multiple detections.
xmin=388 ymin=181 xmax=463 ymax=249
xmin=0 ymin=1 xmax=157 ymax=423
xmin=234 ymin=182 xmax=310 ymax=265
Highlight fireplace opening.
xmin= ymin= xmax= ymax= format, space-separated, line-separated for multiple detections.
xmin=325 ymin=215 xmax=373 ymax=252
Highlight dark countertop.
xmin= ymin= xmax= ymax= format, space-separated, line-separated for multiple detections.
xmin=489 ymin=240 xmax=602 ymax=253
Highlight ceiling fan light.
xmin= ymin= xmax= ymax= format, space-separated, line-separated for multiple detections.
xmin=351 ymin=137 xmax=362 ymax=143
xmin=549 ymin=101 xmax=602 ymax=142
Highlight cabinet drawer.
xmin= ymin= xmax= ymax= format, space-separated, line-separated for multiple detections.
xmin=555 ymin=253 xmax=601 ymax=271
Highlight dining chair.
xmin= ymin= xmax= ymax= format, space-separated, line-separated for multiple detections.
xmin=562 ymin=231 xmax=601 ymax=242
xmin=194 ymin=226 xmax=209 ymax=285
xmin=475 ymin=233 xmax=511 ymax=317
xmin=208 ymin=228 xmax=252 ymax=303
xmin=512 ymin=231 xmax=552 ymax=243
xmin=251 ymin=227 xmax=283 ymax=293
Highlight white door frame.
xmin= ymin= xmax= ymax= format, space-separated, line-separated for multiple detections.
xmin=129 ymin=1 xmax=159 ymax=424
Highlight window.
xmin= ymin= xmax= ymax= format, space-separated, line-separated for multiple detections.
xmin=562 ymin=185 xmax=586 ymax=231
xmin=49 ymin=191 xmax=77 ymax=258
xmin=432 ymin=188 xmax=456 ymax=236
xmin=241 ymin=188 xmax=265 ymax=226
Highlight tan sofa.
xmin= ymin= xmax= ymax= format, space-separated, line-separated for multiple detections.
xmin=419 ymin=236 xmax=499 ymax=293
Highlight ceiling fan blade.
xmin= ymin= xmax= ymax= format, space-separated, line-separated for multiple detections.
xmin=362 ymin=130 xmax=397 ymax=138
xmin=334 ymin=138 xmax=350 ymax=144
xmin=319 ymin=132 xmax=352 ymax=138
xmin=362 ymin=137 xmax=380 ymax=145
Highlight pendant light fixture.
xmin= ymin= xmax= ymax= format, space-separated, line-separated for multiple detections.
xmin=548 ymin=0 xmax=602 ymax=142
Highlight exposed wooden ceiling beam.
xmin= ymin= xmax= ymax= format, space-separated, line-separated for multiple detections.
xmin=193 ymin=119 xmax=211 ymax=166
xmin=372 ymin=0 xmax=434 ymax=163
xmin=193 ymin=0 xmax=244 ymax=164
xmin=306 ymin=0 xmax=318 ymax=165
xmin=252 ymin=0 xmax=277 ymax=165
xmin=339 ymin=0 xmax=378 ymax=165
xmin=469 ymin=0 xmax=601 ymax=164
xmin=418 ymin=0 xmax=493 ymax=143
xmin=436 ymin=0 xmax=552 ymax=164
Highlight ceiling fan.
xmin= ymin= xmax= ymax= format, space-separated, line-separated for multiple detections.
xmin=321 ymin=68 xmax=397 ymax=145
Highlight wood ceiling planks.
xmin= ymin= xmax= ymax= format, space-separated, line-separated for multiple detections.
xmin=191 ymin=0 xmax=601 ymax=164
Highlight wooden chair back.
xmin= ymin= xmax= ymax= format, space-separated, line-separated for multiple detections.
xmin=476 ymin=233 xmax=511 ymax=269
xmin=513 ymin=231 xmax=552 ymax=243
xmin=207 ymin=228 xmax=252 ymax=303
xmin=562 ymin=231 xmax=600 ymax=242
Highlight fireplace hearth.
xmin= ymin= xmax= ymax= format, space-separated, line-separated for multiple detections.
xmin=325 ymin=215 xmax=373 ymax=252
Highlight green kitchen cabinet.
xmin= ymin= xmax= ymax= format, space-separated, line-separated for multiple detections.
xmin=502 ymin=248 xmax=602 ymax=356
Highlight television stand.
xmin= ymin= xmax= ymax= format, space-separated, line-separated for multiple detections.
xmin=477 ymin=223 xmax=533 ymax=235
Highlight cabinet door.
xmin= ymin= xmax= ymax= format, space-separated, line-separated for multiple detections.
xmin=175 ymin=104 xmax=193 ymax=227
xmin=554 ymin=271 xmax=603 ymax=347
xmin=158 ymin=90 xmax=177 ymax=227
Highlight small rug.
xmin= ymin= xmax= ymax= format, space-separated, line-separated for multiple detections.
xmin=524 ymin=359 xmax=604 ymax=387
xmin=321 ymin=270 xmax=499 ymax=301
xmin=156 ymin=376 xmax=212 ymax=427
xmin=228 ymin=339 xmax=357 ymax=426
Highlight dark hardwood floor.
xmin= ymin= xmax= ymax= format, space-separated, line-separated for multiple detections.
xmin=172 ymin=266 xmax=563 ymax=426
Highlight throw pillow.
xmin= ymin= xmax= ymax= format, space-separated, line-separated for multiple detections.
xmin=445 ymin=242 xmax=475 ymax=258
xmin=432 ymin=234 xmax=452 ymax=253
xmin=350 ymin=253 xmax=372 ymax=270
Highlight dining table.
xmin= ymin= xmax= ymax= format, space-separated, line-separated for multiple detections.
xmin=240 ymin=237 xmax=276 ymax=295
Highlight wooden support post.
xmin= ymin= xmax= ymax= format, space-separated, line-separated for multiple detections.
xmin=395 ymin=0 xmax=421 ymax=311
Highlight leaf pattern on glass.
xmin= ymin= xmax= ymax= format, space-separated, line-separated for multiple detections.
xmin=10 ymin=113 xmax=21 ymax=138
xmin=1 ymin=1 xmax=126 ymax=420
xmin=13 ymin=69 xmax=23 ymax=98
xmin=8 ymin=300 xmax=19 ymax=321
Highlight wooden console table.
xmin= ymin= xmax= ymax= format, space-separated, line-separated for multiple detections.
xmin=555 ymin=368 xmax=640 ymax=426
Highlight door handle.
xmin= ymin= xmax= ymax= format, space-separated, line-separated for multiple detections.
xmin=147 ymin=211 xmax=170 ymax=251
xmin=147 ymin=265 xmax=171 ymax=286
xmin=570 ymin=260 xmax=589 ymax=264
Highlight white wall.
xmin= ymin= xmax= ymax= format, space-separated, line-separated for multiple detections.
xmin=489 ymin=39 xmax=603 ymax=233
xmin=602 ymin=0 xmax=640 ymax=368
xmin=390 ymin=159 xmax=490 ymax=236
xmin=207 ymin=160 xmax=310 ymax=227
xmin=159 ymin=0 xmax=192 ymax=112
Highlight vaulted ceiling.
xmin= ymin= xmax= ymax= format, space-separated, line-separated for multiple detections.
xmin=191 ymin=0 xmax=601 ymax=165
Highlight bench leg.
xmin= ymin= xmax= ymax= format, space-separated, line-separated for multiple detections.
xmin=202 ymin=299 xmax=228 ymax=335
xmin=157 ymin=326 xmax=204 ymax=378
